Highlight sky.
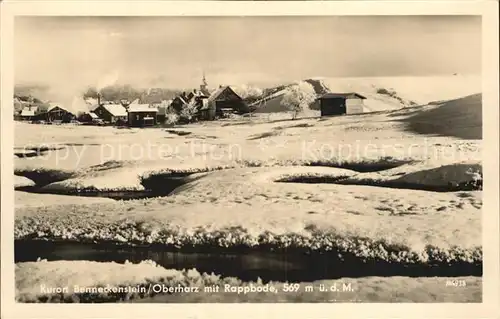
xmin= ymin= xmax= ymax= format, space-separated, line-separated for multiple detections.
xmin=15 ymin=15 xmax=481 ymax=91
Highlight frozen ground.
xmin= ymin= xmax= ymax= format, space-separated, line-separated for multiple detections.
xmin=13 ymin=77 xmax=482 ymax=302
xmin=15 ymin=191 xmax=114 ymax=209
xmin=16 ymin=260 xmax=481 ymax=303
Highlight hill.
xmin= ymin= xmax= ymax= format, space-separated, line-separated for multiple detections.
xmin=402 ymin=93 xmax=482 ymax=140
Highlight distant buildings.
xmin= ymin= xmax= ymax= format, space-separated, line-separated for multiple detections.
xmin=15 ymin=75 xmax=370 ymax=126
xmin=168 ymin=74 xmax=250 ymax=121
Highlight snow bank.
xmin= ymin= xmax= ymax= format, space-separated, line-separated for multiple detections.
xmin=15 ymin=260 xmax=481 ymax=303
xmin=14 ymin=175 xmax=35 ymax=189
xmin=402 ymin=93 xmax=482 ymax=140
xmin=339 ymin=162 xmax=482 ymax=191
xmin=253 ymin=166 xmax=357 ymax=183
xmin=15 ymin=166 xmax=482 ymax=264
xmin=15 ymin=191 xmax=115 ymax=209
xmin=393 ymin=163 xmax=482 ymax=189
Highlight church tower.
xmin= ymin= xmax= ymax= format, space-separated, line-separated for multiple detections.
xmin=200 ymin=71 xmax=209 ymax=95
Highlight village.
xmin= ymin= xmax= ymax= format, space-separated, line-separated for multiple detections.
xmin=13 ymin=75 xmax=369 ymax=128
xmin=9 ymin=12 xmax=487 ymax=305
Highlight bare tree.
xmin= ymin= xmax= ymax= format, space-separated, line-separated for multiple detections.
xmin=280 ymin=81 xmax=316 ymax=119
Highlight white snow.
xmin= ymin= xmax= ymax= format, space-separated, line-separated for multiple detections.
xmin=15 ymin=260 xmax=481 ymax=302
xmin=14 ymin=175 xmax=35 ymax=188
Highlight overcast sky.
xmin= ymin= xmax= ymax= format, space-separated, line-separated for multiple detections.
xmin=15 ymin=16 xmax=481 ymax=90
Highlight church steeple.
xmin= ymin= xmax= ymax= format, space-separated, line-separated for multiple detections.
xmin=200 ymin=71 xmax=208 ymax=93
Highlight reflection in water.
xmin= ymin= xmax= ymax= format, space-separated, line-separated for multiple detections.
xmin=15 ymin=240 xmax=482 ymax=283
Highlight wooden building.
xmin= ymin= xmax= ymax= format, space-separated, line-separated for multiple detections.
xmin=318 ymin=93 xmax=367 ymax=116
xmin=93 ymin=103 xmax=128 ymax=123
xmin=197 ymin=98 xmax=215 ymax=121
xmin=78 ymin=112 xmax=99 ymax=123
xmin=207 ymin=86 xmax=249 ymax=117
xmin=170 ymin=90 xmax=211 ymax=121
xmin=154 ymin=100 xmax=172 ymax=123
xmin=170 ymin=94 xmax=190 ymax=113
xmin=45 ymin=104 xmax=75 ymax=123
xmin=20 ymin=106 xmax=38 ymax=121
xmin=128 ymin=104 xmax=158 ymax=127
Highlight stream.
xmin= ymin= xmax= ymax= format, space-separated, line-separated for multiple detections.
xmin=15 ymin=240 xmax=482 ymax=283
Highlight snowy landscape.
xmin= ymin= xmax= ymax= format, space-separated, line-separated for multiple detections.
xmin=14 ymin=75 xmax=483 ymax=303
xmin=12 ymin=16 xmax=483 ymax=303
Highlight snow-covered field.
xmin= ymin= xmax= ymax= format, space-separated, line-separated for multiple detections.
xmin=13 ymin=77 xmax=483 ymax=302
xmin=16 ymin=260 xmax=481 ymax=303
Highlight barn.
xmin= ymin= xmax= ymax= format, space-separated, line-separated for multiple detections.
xmin=128 ymin=104 xmax=158 ymax=127
xmin=207 ymin=86 xmax=249 ymax=117
xmin=318 ymin=93 xmax=367 ymax=116
xmin=78 ymin=111 xmax=99 ymax=123
xmin=93 ymin=103 xmax=128 ymax=124
xmin=46 ymin=103 xmax=75 ymax=123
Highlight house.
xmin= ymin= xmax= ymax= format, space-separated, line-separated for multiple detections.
xmin=78 ymin=112 xmax=99 ymax=123
xmin=190 ymin=90 xmax=210 ymax=120
xmin=45 ymin=103 xmax=75 ymax=122
xmin=198 ymin=98 xmax=215 ymax=121
xmin=93 ymin=103 xmax=128 ymax=124
xmin=20 ymin=106 xmax=38 ymax=121
xmin=128 ymin=104 xmax=158 ymax=127
xmin=170 ymin=90 xmax=210 ymax=121
xmin=154 ymin=100 xmax=171 ymax=123
xmin=318 ymin=93 xmax=367 ymax=116
xmin=14 ymin=97 xmax=28 ymax=115
xmin=170 ymin=94 xmax=190 ymax=113
xmin=207 ymin=86 xmax=249 ymax=117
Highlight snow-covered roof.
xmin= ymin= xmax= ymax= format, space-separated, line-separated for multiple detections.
xmin=191 ymin=90 xmax=208 ymax=98
xmin=101 ymin=103 xmax=127 ymax=117
xmin=207 ymin=87 xmax=226 ymax=103
xmin=175 ymin=96 xmax=188 ymax=105
xmin=48 ymin=103 xmax=76 ymax=114
xmin=320 ymin=92 xmax=367 ymax=100
xmin=250 ymin=89 xmax=287 ymax=106
xmin=48 ymin=103 xmax=64 ymax=112
xmin=21 ymin=108 xmax=35 ymax=116
xmin=128 ymin=104 xmax=158 ymax=113
xmin=89 ymin=112 xmax=99 ymax=119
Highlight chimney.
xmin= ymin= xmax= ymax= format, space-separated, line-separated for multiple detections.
xmin=97 ymin=92 xmax=101 ymax=106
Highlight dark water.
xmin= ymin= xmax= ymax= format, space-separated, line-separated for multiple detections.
xmin=278 ymin=177 xmax=482 ymax=192
xmin=15 ymin=173 xmax=198 ymax=200
xmin=18 ymin=188 xmax=169 ymax=200
xmin=15 ymin=240 xmax=481 ymax=283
